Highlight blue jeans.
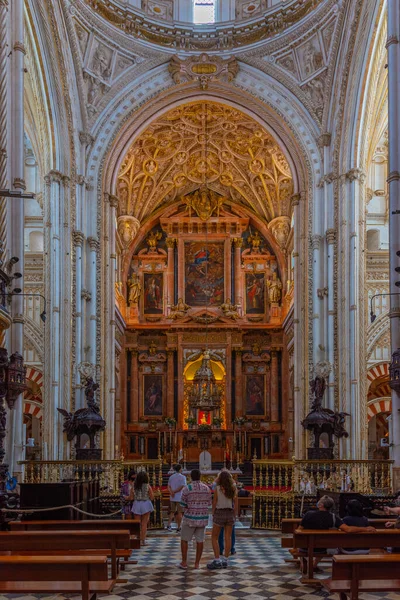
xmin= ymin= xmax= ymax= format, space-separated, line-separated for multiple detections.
xmin=218 ymin=524 xmax=235 ymax=554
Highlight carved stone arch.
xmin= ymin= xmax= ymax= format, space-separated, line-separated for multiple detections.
xmin=367 ymin=317 xmax=390 ymax=360
xmin=24 ymin=317 xmax=45 ymax=363
xmin=367 ymin=362 xmax=390 ymax=390
xmin=367 ymin=397 xmax=392 ymax=422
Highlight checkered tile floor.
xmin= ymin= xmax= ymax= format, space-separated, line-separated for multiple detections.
xmin=2 ymin=533 xmax=400 ymax=599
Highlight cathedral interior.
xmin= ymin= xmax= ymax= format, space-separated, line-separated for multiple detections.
xmin=1 ymin=0 xmax=400 ymax=597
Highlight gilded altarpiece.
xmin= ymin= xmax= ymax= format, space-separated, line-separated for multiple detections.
xmin=120 ymin=200 xmax=290 ymax=462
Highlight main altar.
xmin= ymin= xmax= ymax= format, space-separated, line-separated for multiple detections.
xmin=115 ymin=103 xmax=294 ymax=464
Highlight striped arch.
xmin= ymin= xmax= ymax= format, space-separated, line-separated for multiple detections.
xmin=367 ymin=397 xmax=392 ymax=422
xmin=367 ymin=363 xmax=389 ymax=388
xmin=24 ymin=367 xmax=43 ymax=420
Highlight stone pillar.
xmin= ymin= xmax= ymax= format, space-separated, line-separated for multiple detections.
xmin=345 ymin=168 xmax=365 ymax=458
xmin=73 ymin=230 xmax=84 ymax=409
xmin=387 ymin=0 xmax=400 ymax=482
xmin=311 ymin=234 xmax=323 ymax=366
xmin=87 ymin=236 xmax=99 ymax=367
xmin=0 ymin=0 xmax=9 ymax=267
xmin=131 ymin=350 xmax=138 ymax=423
xmin=167 ymin=349 xmax=175 ymax=418
xmin=270 ymin=350 xmax=279 ymax=422
xmin=107 ymin=195 xmax=118 ymax=458
xmin=292 ymin=192 xmax=306 ymax=457
xmin=326 ymin=228 xmax=336 ymax=411
xmin=166 ymin=238 xmax=175 ymax=308
xmin=233 ymin=238 xmax=243 ymax=308
xmin=6 ymin=0 xmax=25 ymax=476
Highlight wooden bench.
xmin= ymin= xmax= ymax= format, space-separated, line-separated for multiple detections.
xmin=10 ymin=518 xmax=141 ymax=550
xmin=322 ymin=554 xmax=400 ymax=599
xmin=281 ymin=518 xmax=396 ymax=551
xmin=0 ymin=554 xmax=114 ymax=600
xmin=0 ymin=529 xmax=131 ymax=580
xmin=293 ymin=529 xmax=400 ymax=583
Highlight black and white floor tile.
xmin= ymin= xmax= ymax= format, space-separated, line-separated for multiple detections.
xmin=2 ymin=533 xmax=400 ymax=600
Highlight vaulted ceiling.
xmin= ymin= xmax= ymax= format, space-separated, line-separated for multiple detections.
xmin=117 ymin=101 xmax=293 ymax=224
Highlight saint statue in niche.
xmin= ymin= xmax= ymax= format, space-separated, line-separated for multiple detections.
xmin=127 ymin=272 xmax=142 ymax=306
xmin=266 ymin=272 xmax=282 ymax=304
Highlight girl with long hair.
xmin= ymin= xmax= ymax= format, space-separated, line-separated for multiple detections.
xmin=130 ymin=470 xmax=154 ymax=545
xmin=207 ymin=470 xmax=238 ymax=570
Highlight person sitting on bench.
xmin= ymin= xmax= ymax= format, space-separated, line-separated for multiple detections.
xmin=298 ymin=495 xmax=376 ymax=574
xmin=338 ymin=499 xmax=371 ymax=554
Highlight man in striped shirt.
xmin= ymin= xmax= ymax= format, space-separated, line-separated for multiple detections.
xmin=179 ymin=469 xmax=211 ymax=569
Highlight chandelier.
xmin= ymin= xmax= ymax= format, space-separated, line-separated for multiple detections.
xmin=189 ymin=350 xmax=222 ymax=411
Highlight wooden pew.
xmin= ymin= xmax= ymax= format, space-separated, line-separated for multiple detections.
xmin=0 ymin=529 xmax=130 ymax=580
xmin=322 ymin=554 xmax=400 ymax=599
xmin=0 ymin=555 xmax=114 ymax=600
xmin=10 ymin=519 xmax=141 ymax=550
xmin=281 ymin=517 xmax=394 ymax=534
xmin=293 ymin=529 xmax=400 ymax=583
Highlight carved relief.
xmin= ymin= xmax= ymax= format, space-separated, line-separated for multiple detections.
xmin=75 ymin=21 xmax=90 ymax=58
xmin=142 ymin=0 xmax=173 ymax=21
xmin=113 ymin=54 xmax=136 ymax=79
xmin=117 ymin=102 xmax=293 ymax=224
xmin=296 ymin=35 xmax=324 ymax=80
xmin=276 ymin=52 xmax=299 ymax=80
xmin=169 ymin=54 xmax=239 ymax=90
xmin=302 ymin=72 xmax=326 ymax=117
xmin=117 ymin=215 xmax=141 ymax=248
xmin=90 ymin=41 xmax=113 ymax=81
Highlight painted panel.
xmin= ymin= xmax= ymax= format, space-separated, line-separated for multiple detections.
xmin=245 ymin=374 xmax=265 ymax=416
xmin=245 ymin=273 xmax=265 ymax=314
xmin=184 ymin=241 xmax=224 ymax=307
xmin=143 ymin=272 xmax=163 ymax=314
xmin=143 ymin=374 xmax=163 ymax=416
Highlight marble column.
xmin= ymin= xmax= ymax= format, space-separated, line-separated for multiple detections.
xmin=387 ymin=0 xmax=400 ymax=478
xmin=0 ymin=0 xmax=9 ymax=267
xmin=233 ymin=238 xmax=243 ymax=309
xmin=292 ymin=192 xmax=306 ymax=457
xmin=6 ymin=0 xmax=25 ymax=476
xmin=166 ymin=238 xmax=175 ymax=308
xmin=73 ymin=230 xmax=84 ymax=409
xmin=87 ymin=236 xmax=99 ymax=367
xmin=270 ymin=350 xmax=279 ymax=422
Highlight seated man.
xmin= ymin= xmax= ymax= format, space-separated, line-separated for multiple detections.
xmin=298 ymin=495 xmax=376 ymax=574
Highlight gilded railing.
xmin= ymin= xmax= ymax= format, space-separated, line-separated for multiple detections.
xmin=18 ymin=458 xmax=163 ymax=496
xmin=253 ymin=459 xmax=393 ymax=495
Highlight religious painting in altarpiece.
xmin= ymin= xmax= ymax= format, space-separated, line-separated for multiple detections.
xmin=245 ymin=373 xmax=266 ymax=417
xmin=143 ymin=272 xmax=164 ymax=314
xmin=143 ymin=373 xmax=164 ymax=417
xmin=245 ymin=272 xmax=266 ymax=315
xmin=184 ymin=241 xmax=224 ymax=307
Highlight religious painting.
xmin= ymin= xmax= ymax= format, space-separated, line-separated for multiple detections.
xmin=198 ymin=411 xmax=211 ymax=425
xmin=245 ymin=273 xmax=265 ymax=314
xmin=184 ymin=241 xmax=224 ymax=307
xmin=143 ymin=273 xmax=163 ymax=314
xmin=245 ymin=374 xmax=265 ymax=416
xmin=143 ymin=374 xmax=163 ymax=416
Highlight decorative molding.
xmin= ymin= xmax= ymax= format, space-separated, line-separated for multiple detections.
xmin=169 ymin=54 xmax=239 ymax=90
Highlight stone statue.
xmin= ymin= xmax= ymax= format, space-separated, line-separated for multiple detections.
xmin=266 ymin=272 xmax=282 ymax=303
xmin=220 ymin=298 xmax=240 ymax=320
xmin=183 ymin=186 xmax=224 ymax=221
xmin=168 ymin=298 xmax=190 ymax=320
xmin=128 ymin=272 xmax=142 ymax=305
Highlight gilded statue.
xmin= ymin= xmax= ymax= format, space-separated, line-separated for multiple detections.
xmin=146 ymin=230 xmax=162 ymax=251
xmin=184 ymin=187 xmax=224 ymax=221
xmin=247 ymin=230 xmax=262 ymax=252
xmin=168 ymin=298 xmax=190 ymax=320
xmin=266 ymin=272 xmax=282 ymax=304
xmin=128 ymin=272 xmax=142 ymax=306
xmin=220 ymin=298 xmax=240 ymax=320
